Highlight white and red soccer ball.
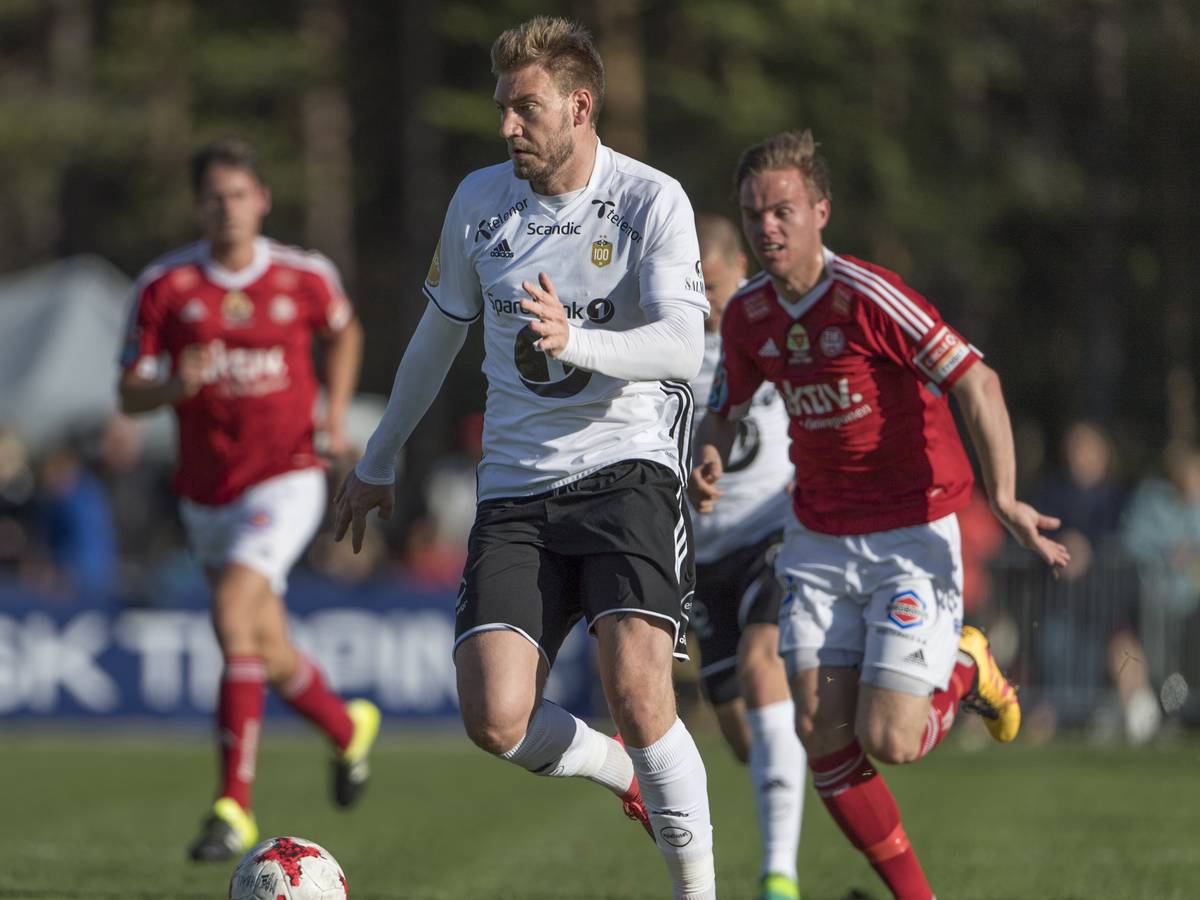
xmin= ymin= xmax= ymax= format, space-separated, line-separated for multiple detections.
xmin=229 ymin=836 xmax=348 ymax=900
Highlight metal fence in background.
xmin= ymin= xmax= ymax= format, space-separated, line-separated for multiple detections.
xmin=985 ymin=545 xmax=1198 ymax=730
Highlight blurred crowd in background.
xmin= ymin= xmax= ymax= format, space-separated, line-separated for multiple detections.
xmin=3 ymin=403 xmax=1198 ymax=740
xmin=1 ymin=1 xmax=1198 ymax=737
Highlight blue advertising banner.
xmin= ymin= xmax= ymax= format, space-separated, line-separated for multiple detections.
xmin=0 ymin=575 xmax=596 ymax=720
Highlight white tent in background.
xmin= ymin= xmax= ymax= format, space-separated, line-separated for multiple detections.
xmin=0 ymin=255 xmax=175 ymax=455
xmin=0 ymin=255 xmax=387 ymax=462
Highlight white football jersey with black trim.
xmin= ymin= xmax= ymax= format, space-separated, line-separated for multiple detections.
xmin=689 ymin=332 xmax=794 ymax=563
xmin=423 ymin=140 xmax=709 ymax=501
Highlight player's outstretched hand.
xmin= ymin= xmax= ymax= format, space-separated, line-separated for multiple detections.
xmin=994 ymin=499 xmax=1070 ymax=571
xmin=688 ymin=457 xmax=725 ymax=514
xmin=521 ymin=272 xmax=570 ymax=357
xmin=333 ymin=469 xmax=394 ymax=554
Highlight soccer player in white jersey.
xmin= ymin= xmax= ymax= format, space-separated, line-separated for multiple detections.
xmin=335 ymin=17 xmax=717 ymax=899
xmin=691 ymin=131 xmax=1069 ymax=899
xmin=688 ymin=215 xmax=805 ymax=900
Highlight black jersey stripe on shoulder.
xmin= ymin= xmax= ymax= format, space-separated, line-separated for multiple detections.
xmin=423 ymin=285 xmax=481 ymax=323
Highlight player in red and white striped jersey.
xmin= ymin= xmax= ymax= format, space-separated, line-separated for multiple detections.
xmin=690 ymin=131 xmax=1069 ymax=900
xmin=118 ymin=138 xmax=379 ymax=862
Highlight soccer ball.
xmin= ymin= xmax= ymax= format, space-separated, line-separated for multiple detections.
xmin=228 ymin=836 xmax=348 ymax=900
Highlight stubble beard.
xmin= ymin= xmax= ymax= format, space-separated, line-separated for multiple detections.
xmin=511 ymin=112 xmax=574 ymax=193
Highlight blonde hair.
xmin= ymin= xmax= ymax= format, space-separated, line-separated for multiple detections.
xmin=491 ymin=16 xmax=605 ymax=125
xmin=734 ymin=130 xmax=832 ymax=202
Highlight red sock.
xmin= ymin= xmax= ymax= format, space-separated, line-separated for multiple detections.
xmin=277 ymin=654 xmax=354 ymax=751
xmin=218 ymin=655 xmax=266 ymax=811
xmin=809 ymin=740 xmax=933 ymax=900
xmin=918 ymin=656 xmax=977 ymax=758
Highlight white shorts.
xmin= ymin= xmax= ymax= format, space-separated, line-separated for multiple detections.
xmin=180 ymin=467 xmax=326 ymax=595
xmin=775 ymin=513 xmax=964 ymax=694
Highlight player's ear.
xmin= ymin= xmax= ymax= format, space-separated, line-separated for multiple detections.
xmin=814 ymin=197 xmax=830 ymax=228
xmin=571 ymin=88 xmax=593 ymax=127
xmin=260 ymin=184 xmax=273 ymax=217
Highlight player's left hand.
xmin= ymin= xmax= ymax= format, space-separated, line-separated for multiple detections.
xmin=994 ymin=499 xmax=1070 ymax=571
xmin=333 ymin=469 xmax=394 ymax=554
xmin=521 ymin=272 xmax=571 ymax=357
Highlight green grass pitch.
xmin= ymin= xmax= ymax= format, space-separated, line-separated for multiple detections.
xmin=1 ymin=726 xmax=1197 ymax=899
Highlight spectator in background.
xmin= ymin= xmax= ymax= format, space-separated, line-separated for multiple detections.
xmin=35 ymin=436 xmax=118 ymax=598
xmin=1123 ymin=442 xmax=1200 ymax=618
xmin=0 ymin=427 xmax=37 ymax=581
xmin=1029 ymin=421 xmax=1155 ymax=743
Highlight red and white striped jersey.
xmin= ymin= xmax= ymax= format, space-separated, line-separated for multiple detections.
xmin=709 ymin=249 xmax=980 ymax=536
xmin=120 ymin=237 xmax=353 ymax=505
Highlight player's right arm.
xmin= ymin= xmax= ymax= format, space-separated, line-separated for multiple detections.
xmin=116 ymin=273 xmax=210 ymax=414
xmin=118 ymin=344 xmax=210 ymax=413
xmin=335 ymin=182 xmax=482 ymax=553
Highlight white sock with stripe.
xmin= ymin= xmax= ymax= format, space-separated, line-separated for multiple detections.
xmin=624 ymin=717 xmax=716 ymax=900
xmin=747 ymin=698 xmax=805 ymax=880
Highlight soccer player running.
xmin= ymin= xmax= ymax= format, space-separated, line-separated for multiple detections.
xmin=690 ymin=131 xmax=1069 ymax=899
xmin=118 ymin=138 xmax=381 ymax=862
xmin=336 ymin=17 xmax=717 ymax=899
xmin=689 ymin=214 xmax=805 ymax=900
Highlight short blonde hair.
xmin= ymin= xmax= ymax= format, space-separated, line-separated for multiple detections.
xmin=734 ymin=130 xmax=832 ymax=202
xmin=491 ymin=16 xmax=605 ymax=125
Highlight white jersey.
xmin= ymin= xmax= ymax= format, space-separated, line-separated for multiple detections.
xmin=689 ymin=331 xmax=793 ymax=563
xmin=424 ymin=141 xmax=709 ymax=501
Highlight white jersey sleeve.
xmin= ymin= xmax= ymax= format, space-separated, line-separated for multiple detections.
xmin=422 ymin=175 xmax=486 ymax=323
xmin=639 ymin=179 xmax=709 ymax=313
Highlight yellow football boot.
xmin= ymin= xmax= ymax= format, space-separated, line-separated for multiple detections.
xmin=188 ymin=796 xmax=258 ymax=862
xmin=333 ymin=698 xmax=382 ymax=807
xmin=959 ymin=625 xmax=1021 ymax=742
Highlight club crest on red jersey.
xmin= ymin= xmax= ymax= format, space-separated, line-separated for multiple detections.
xmin=819 ymin=326 xmax=845 ymax=358
xmin=887 ymin=590 xmax=925 ymax=628
xmin=269 ymin=295 xmax=297 ymax=324
xmin=221 ymin=290 xmax=254 ymax=325
xmin=787 ymin=323 xmax=811 ymax=364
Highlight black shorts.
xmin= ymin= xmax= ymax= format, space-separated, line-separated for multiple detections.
xmin=453 ymin=459 xmax=696 ymax=666
xmin=691 ymin=531 xmax=784 ymax=705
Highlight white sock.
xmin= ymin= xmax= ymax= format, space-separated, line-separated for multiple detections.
xmin=746 ymin=699 xmax=805 ymax=880
xmin=501 ymin=700 xmax=633 ymax=795
xmin=624 ymin=718 xmax=716 ymax=900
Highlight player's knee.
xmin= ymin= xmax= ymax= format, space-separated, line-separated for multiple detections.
xmin=459 ymin=701 xmax=529 ymax=756
xmin=858 ymin=722 xmax=921 ymax=765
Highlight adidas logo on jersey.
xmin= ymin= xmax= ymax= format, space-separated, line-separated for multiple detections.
xmin=903 ymin=649 xmax=927 ymax=667
xmin=489 ymin=239 xmax=514 ymax=259
xmin=758 ymin=338 xmax=780 ymax=357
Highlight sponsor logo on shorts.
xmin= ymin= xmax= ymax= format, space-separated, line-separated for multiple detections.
xmin=248 ymin=510 xmax=272 ymax=529
xmin=659 ymin=826 xmax=693 ymax=847
xmin=902 ymin=648 xmax=927 ymax=667
xmin=887 ymin=590 xmax=925 ymax=628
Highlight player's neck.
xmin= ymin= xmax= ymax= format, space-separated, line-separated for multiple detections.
xmin=531 ymin=133 xmax=598 ymax=196
xmin=208 ymin=238 xmax=258 ymax=273
xmin=774 ymin=252 xmax=827 ymax=302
